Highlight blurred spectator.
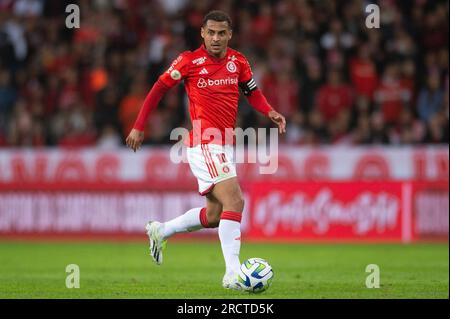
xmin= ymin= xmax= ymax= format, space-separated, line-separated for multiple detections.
xmin=349 ymin=43 xmax=378 ymax=99
xmin=261 ymin=67 xmax=299 ymax=119
xmin=328 ymin=109 xmax=353 ymax=144
xmin=0 ymin=68 xmax=16 ymax=131
xmin=352 ymin=113 xmax=372 ymax=144
xmin=420 ymin=3 xmax=448 ymax=52
xmin=416 ymin=71 xmax=445 ymax=122
xmin=250 ymin=3 xmax=274 ymax=50
xmin=94 ymin=84 xmax=121 ymax=136
xmin=118 ymin=73 xmax=148 ymax=139
xmin=374 ymin=64 xmax=412 ymax=126
xmin=316 ymin=68 xmax=354 ymax=122
xmin=389 ymin=108 xmax=426 ymax=145
xmin=370 ymin=111 xmax=390 ymax=144
xmin=307 ymin=108 xmax=327 ymax=144
xmin=425 ymin=113 xmax=448 ymax=143
xmin=297 ymin=52 xmax=322 ymax=114
xmin=400 ymin=59 xmax=417 ymax=101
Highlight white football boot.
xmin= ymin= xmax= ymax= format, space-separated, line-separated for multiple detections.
xmin=145 ymin=221 xmax=167 ymax=265
xmin=222 ymin=272 xmax=250 ymax=292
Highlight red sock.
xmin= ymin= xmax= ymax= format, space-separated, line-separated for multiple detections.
xmin=221 ymin=211 xmax=242 ymax=223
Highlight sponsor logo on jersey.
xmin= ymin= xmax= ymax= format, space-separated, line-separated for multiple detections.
xmin=226 ymin=61 xmax=237 ymax=73
xmin=192 ymin=56 xmax=207 ymax=65
xmin=166 ymin=55 xmax=183 ymax=74
xmin=199 ymin=68 xmax=209 ymax=75
xmin=197 ymin=77 xmax=238 ymax=88
xmin=170 ymin=70 xmax=182 ymax=80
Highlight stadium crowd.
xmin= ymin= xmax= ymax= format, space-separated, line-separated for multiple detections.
xmin=0 ymin=0 xmax=448 ymax=148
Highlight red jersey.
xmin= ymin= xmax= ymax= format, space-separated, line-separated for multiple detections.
xmin=316 ymin=84 xmax=354 ymax=121
xmin=158 ymin=45 xmax=253 ymax=146
xmin=349 ymin=58 xmax=378 ymax=99
xmin=374 ymin=79 xmax=411 ymax=125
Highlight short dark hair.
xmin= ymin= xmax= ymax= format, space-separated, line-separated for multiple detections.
xmin=202 ymin=10 xmax=232 ymax=29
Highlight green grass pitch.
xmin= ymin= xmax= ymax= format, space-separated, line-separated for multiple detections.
xmin=0 ymin=241 xmax=448 ymax=299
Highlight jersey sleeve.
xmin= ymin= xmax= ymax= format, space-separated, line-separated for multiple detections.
xmin=238 ymin=54 xmax=253 ymax=84
xmin=158 ymin=52 xmax=191 ymax=87
xmin=238 ymin=54 xmax=258 ymax=96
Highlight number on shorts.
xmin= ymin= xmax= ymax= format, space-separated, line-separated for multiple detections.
xmin=216 ymin=153 xmax=227 ymax=164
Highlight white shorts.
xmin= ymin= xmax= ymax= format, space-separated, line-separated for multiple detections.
xmin=187 ymin=144 xmax=237 ymax=195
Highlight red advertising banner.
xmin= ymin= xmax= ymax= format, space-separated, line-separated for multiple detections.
xmin=412 ymin=181 xmax=449 ymax=239
xmin=245 ymin=181 xmax=449 ymax=242
xmin=0 ymin=180 xmax=447 ymax=242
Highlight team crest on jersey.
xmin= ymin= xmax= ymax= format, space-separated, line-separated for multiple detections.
xmin=170 ymin=70 xmax=181 ymax=80
xmin=192 ymin=56 xmax=207 ymax=65
xmin=226 ymin=61 xmax=237 ymax=73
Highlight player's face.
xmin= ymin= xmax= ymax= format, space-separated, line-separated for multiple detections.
xmin=201 ymin=20 xmax=232 ymax=58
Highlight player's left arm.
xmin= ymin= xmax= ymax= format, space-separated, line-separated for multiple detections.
xmin=238 ymin=57 xmax=286 ymax=134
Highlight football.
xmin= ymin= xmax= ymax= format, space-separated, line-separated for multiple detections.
xmin=238 ymin=258 xmax=274 ymax=293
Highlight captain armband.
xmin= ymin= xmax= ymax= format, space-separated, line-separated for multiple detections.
xmin=239 ymin=78 xmax=258 ymax=96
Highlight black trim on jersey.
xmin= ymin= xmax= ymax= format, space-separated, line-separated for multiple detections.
xmin=239 ymin=78 xmax=258 ymax=96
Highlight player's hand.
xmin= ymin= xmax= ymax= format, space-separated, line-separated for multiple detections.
xmin=126 ymin=129 xmax=144 ymax=152
xmin=267 ymin=110 xmax=286 ymax=134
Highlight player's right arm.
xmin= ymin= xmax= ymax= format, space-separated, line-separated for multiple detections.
xmin=126 ymin=52 xmax=191 ymax=152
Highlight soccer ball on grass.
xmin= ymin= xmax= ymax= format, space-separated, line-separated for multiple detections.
xmin=238 ymin=257 xmax=274 ymax=293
